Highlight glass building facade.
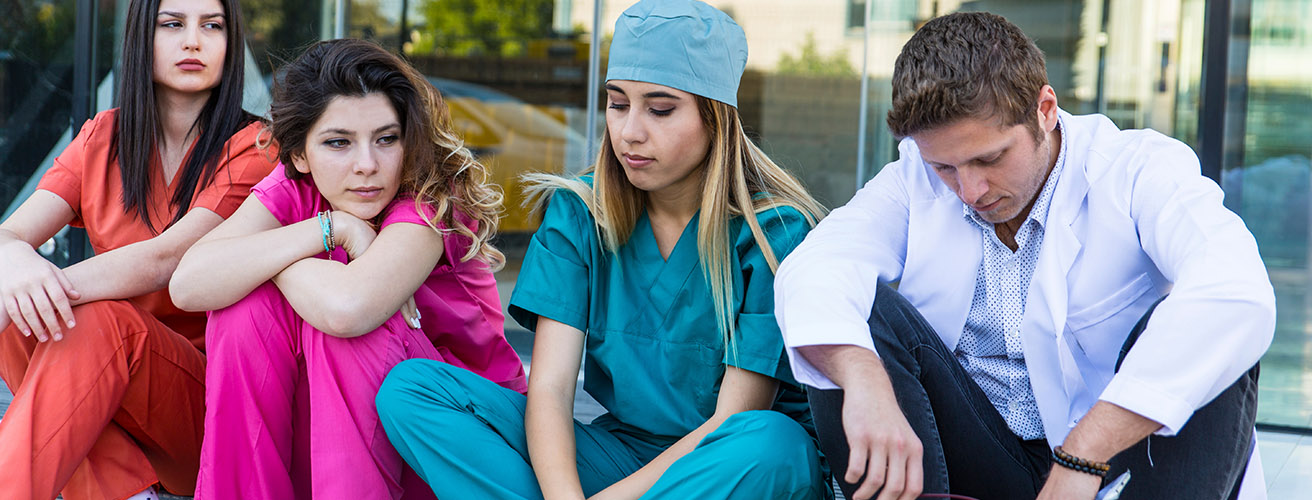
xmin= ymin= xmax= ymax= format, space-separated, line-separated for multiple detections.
xmin=2 ymin=0 xmax=1310 ymax=429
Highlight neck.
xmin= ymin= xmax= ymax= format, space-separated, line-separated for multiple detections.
xmin=155 ymin=85 xmax=212 ymax=151
xmin=645 ymin=178 xmax=702 ymax=226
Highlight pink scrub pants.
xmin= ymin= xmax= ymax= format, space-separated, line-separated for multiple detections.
xmin=195 ymin=281 xmax=440 ymax=500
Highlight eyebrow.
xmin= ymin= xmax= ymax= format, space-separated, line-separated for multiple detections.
xmin=157 ymin=11 xmax=226 ymax=19
xmin=604 ymin=84 xmax=682 ymax=100
xmin=318 ymin=123 xmax=401 ymax=136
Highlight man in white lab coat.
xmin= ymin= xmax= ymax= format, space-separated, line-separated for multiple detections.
xmin=776 ymin=11 xmax=1274 ymax=500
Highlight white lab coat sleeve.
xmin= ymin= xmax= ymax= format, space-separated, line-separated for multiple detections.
xmin=1099 ymin=136 xmax=1276 ymax=435
xmin=776 ymin=156 xmax=915 ymax=389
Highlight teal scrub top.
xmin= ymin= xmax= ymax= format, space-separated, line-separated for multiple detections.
xmin=509 ymin=186 xmax=815 ymax=445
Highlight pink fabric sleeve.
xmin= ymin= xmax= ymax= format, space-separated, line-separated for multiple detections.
xmin=250 ymin=165 xmax=319 ymax=226
xmin=380 ymin=197 xmax=479 ymax=269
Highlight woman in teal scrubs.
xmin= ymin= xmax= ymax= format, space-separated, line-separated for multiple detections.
xmin=376 ymin=1 xmax=831 ymax=498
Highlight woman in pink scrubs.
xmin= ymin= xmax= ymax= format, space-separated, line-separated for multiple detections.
xmin=169 ymin=39 xmax=526 ymax=500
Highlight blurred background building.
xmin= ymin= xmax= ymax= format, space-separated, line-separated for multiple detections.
xmin=2 ymin=0 xmax=1310 ymax=432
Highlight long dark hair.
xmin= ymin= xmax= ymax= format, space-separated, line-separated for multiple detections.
xmin=268 ymin=39 xmax=505 ymax=268
xmin=112 ymin=0 xmax=257 ymax=233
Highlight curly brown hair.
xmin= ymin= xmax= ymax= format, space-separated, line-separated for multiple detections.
xmin=269 ymin=39 xmax=505 ymax=269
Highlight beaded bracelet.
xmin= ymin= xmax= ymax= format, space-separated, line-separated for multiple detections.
xmin=317 ymin=211 xmax=335 ymax=253
xmin=1052 ymin=446 xmax=1110 ymax=478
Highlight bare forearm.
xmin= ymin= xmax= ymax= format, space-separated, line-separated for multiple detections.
xmin=172 ymin=218 xmax=323 ymax=311
xmin=1060 ymin=401 xmax=1162 ymax=462
xmin=798 ymin=344 xmax=897 ymax=399
xmin=271 ymin=258 xmax=403 ymax=337
xmin=526 ymin=389 xmax=586 ymax=500
xmin=62 ymin=243 xmax=176 ymax=304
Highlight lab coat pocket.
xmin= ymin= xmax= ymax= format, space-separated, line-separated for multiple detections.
xmin=1066 ymin=274 xmax=1156 ymax=374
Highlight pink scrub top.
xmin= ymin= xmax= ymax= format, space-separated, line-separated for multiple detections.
xmin=250 ymin=165 xmax=527 ymax=393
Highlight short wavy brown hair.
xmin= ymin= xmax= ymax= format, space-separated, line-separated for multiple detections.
xmin=886 ymin=12 xmax=1048 ymax=141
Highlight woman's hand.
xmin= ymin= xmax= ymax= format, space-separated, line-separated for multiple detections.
xmin=332 ymin=211 xmax=378 ymax=260
xmin=400 ymin=296 xmax=421 ymax=329
xmin=0 ymin=240 xmax=80 ymax=342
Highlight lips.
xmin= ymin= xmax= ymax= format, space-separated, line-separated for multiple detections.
xmin=349 ymin=187 xmax=383 ymax=199
xmin=621 ymin=153 xmax=653 ymax=169
xmin=972 ymin=198 xmax=1002 ymax=212
xmin=176 ymin=59 xmax=205 ymax=71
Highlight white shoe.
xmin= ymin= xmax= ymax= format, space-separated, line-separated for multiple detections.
xmin=125 ymin=486 xmax=159 ymax=500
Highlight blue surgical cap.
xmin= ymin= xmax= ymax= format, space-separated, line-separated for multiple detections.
xmin=606 ymin=0 xmax=748 ymax=107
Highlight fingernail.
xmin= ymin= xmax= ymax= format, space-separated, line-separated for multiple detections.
xmin=415 ymin=310 xmax=422 ymax=320
xmin=68 ymin=319 xmax=76 ymax=327
xmin=54 ymin=333 xmax=63 ymax=341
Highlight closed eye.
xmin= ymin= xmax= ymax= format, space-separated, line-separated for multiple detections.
xmin=650 ymin=107 xmax=673 ymax=117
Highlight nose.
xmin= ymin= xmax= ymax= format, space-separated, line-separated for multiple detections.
xmin=353 ymin=146 xmax=381 ymax=176
xmin=618 ymin=114 xmax=646 ymax=145
xmin=183 ymin=24 xmax=201 ymax=52
xmin=957 ymin=167 xmax=989 ymax=205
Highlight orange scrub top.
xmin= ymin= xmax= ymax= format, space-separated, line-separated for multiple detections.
xmin=35 ymin=109 xmax=277 ymax=351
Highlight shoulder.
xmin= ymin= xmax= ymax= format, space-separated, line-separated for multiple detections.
xmin=76 ymin=109 xmax=120 ymax=143
xmin=736 ymin=203 xmax=812 ymax=252
xmin=1070 ymin=112 xmax=1200 ymax=183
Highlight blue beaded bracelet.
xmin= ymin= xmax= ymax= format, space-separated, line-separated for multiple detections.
xmin=317 ymin=211 xmax=334 ymax=253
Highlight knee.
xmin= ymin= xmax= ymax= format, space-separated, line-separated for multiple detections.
xmin=208 ymin=282 xmax=287 ymax=325
xmin=377 ymin=359 xmax=468 ymax=421
xmin=719 ymin=411 xmax=818 ymax=471
xmin=64 ymin=300 xmax=150 ymax=345
xmin=205 ymin=282 xmax=292 ymax=348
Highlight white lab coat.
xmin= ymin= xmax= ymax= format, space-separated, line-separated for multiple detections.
xmin=777 ymin=111 xmax=1275 ymax=497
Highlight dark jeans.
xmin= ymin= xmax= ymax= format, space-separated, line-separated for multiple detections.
xmin=808 ymin=284 xmax=1259 ymax=500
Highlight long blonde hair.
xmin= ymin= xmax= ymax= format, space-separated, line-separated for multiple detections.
xmin=271 ymin=39 xmax=505 ymax=270
xmin=524 ymin=96 xmax=825 ymax=344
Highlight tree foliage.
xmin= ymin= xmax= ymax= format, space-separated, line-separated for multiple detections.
xmin=412 ymin=0 xmax=555 ymax=57
xmin=776 ymin=32 xmax=857 ymax=77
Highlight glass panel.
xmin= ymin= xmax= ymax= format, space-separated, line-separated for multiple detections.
xmin=344 ymin=0 xmax=589 ymax=233
xmin=1 ymin=0 xmax=118 ymax=265
xmin=1230 ymin=0 xmax=1312 ymax=428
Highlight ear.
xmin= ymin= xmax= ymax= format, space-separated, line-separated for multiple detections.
xmin=291 ymin=152 xmax=312 ymax=175
xmin=1036 ymin=85 xmax=1060 ymax=133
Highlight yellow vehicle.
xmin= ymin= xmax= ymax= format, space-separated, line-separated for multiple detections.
xmin=428 ymin=78 xmax=586 ymax=233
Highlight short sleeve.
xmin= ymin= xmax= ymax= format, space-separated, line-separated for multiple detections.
xmin=190 ymin=122 xmax=279 ymax=219
xmin=508 ymin=189 xmax=594 ymax=333
xmin=250 ymin=164 xmax=319 ymax=226
xmin=36 ymin=114 xmax=107 ymax=224
xmin=726 ymin=205 xmax=813 ymax=384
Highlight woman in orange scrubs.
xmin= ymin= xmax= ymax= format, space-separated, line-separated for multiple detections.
xmin=0 ymin=0 xmax=275 ymax=498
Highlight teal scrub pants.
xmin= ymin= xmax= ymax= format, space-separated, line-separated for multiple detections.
xmin=376 ymin=359 xmax=828 ymax=499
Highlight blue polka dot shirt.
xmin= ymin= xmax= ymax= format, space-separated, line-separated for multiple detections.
xmin=955 ymin=118 xmax=1068 ymax=440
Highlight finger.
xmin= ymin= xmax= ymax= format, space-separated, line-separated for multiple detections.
xmin=32 ymin=287 xmax=65 ymax=341
xmin=902 ymin=452 xmax=924 ymax=500
xmin=877 ymin=448 xmax=905 ymax=500
xmin=50 ymin=264 xmax=80 ymax=301
xmin=853 ymin=445 xmax=887 ymax=500
xmin=43 ymin=277 xmax=76 ymax=331
xmin=4 ymin=297 xmax=30 ymax=338
xmin=15 ymin=295 xmax=48 ymax=342
xmin=846 ymin=441 xmax=870 ymax=485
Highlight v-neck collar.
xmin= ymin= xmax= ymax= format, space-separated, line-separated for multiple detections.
xmin=632 ymin=210 xmax=702 ymax=314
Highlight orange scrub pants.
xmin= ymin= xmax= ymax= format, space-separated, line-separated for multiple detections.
xmin=0 ymin=299 xmax=206 ymax=500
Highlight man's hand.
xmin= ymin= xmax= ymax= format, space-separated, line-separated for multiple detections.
xmin=1036 ymin=466 xmax=1101 ymax=500
xmin=843 ymin=386 xmax=924 ymax=500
